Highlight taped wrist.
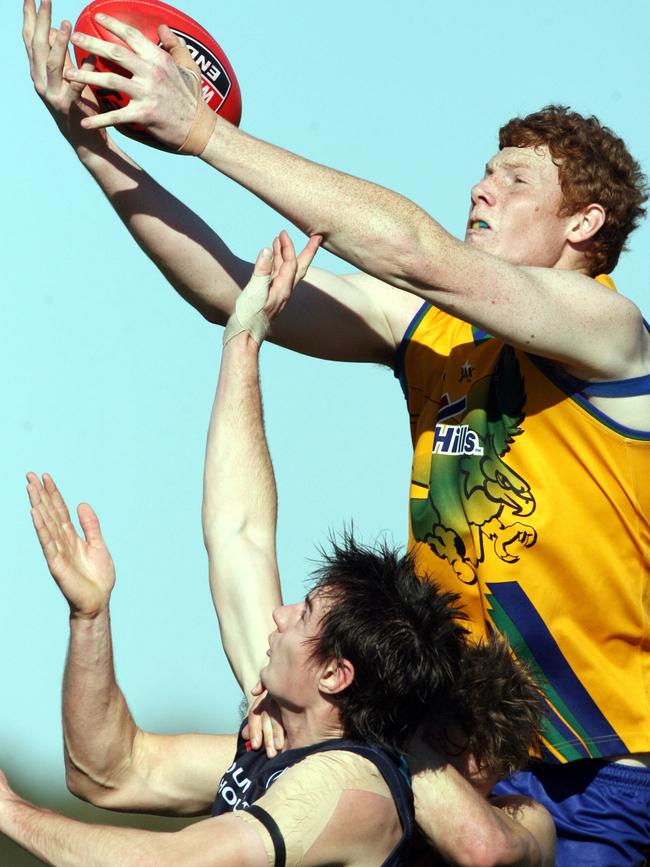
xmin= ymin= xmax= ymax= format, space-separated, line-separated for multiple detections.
xmin=169 ymin=40 xmax=217 ymax=156
xmin=223 ymin=273 xmax=271 ymax=346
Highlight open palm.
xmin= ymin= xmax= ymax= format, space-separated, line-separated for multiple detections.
xmin=27 ymin=473 xmax=115 ymax=617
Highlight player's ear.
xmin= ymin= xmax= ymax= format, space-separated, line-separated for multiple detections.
xmin=319 ymin=657 xmax=355 ymax=695
xmin=567 ymin=202 xmax=606 ymax=243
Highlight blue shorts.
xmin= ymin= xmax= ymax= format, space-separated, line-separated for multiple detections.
xmin=492 ymin=759 xmax=650 ymax=866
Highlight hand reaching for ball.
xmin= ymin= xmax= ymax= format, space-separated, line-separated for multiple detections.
xmin=26 ymin=473 xmax=116 ymax=619
xmin=23 ymin=0 xmax=106 ymax=150
xmin=64 ymin=1 xmax=240 ymax=152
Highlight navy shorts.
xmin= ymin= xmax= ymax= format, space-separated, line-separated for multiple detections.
xmin=492 ymin=759 xmax=650 ymax=866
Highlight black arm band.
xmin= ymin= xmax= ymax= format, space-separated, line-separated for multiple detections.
xmin=246 ymin=805 xmax=286 ymax=867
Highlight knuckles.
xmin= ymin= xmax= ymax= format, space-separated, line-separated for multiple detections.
xmin=109 ymin=44 xmax=124 ymax=62
xmin=124 ymin=25 xmax=139 ymax=43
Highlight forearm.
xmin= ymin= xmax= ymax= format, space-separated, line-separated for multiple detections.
xmin=203 ymin=333 xmax=280 ymax=688
xmin=1 ymin=792 xmax=268 ymax=867
xmin=201 ymin=119 xmax=454 ymax=292
xmin=0 ymin=794 xmax=162 ymax=867
xmin=412 ymin=762 xmax=545 ymax=867
xmin=63 ymin=610 xmax=138 ymax=804
xmin=75 ymin=137 xmax=248 ymax=323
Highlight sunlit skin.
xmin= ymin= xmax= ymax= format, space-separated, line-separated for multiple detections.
xmin=260 ymin=591 xmax=325 ymax=707
xmin=465 ymin=146 xmax=581 ymax=270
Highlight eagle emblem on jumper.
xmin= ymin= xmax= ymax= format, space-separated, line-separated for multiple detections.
xmin=410 ymin=346 xmax=536 ymax=584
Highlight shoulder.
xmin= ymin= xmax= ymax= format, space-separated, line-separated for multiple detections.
xmin=242 ymin=749 xmax=402 ymax=867
xmin=257 ymin=748 xmax=395 ymax=801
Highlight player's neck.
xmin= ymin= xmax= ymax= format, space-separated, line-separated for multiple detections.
xmin=280 ymin=703 xmax=345 ymax=752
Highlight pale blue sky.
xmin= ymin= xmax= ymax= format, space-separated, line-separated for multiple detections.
xmin=3 ymin=0 xmax=649 ymax=852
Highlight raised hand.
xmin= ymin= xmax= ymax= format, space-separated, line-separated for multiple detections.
xmin=26 ymin=473 xmax=115 ymax=618
xmin=64 ymin=17 xmax=200 ymax=149
xmin=224 ymin=231 xmax=321 ymax=346
xmin=265 ymin=230 xmax=322 ymax=322
xmin=23 ymin=0 xmax=105 ymax=147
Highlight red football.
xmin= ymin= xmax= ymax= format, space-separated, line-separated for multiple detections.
xmin=73 ymin=0 xmax=241 ymax=148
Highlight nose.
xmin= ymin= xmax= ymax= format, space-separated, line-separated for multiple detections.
xmin=471 ymin=175 xmax=496 ymax=208
xmin=272 ymin=602 xmax=298 ymax=631
xmin=272 ymin=605 xmax=287 ymax=630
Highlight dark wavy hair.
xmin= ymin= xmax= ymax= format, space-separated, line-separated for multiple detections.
xmin=425 ymin=635 xmax=545 ymax=780
xmin=500 ymin=104 xmax=648 ymax=275
xmin=307 ymin=534 xmax=468 ymax=754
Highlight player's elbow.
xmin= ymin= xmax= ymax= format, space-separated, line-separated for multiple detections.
xmin=65 ymin=764 xmax=95 ymax=801
xmin=387 ymin=214 xmax=460 ymax=293
xmin=448 ymin=829 xmax=536 ymax=867
xmin=202 ymin=504 xmax=247 ymax=556
xmin=368 ymin=227 xmax=423 ymax=286
xmin=64 ymin=746 xmax=139 ymax=811
xmin=65 ymin=764 xmax=120 ymax=808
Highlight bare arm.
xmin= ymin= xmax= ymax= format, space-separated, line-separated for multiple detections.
xmin=67 ymin=14 xmax=648 ymax=381
xmin=24 ymin=0 xmax=409 ymax=365
xmin=26 ymin=473 xmax=235 ymax=815
xmin=202 ymin=234 xmax=320 ymax=698
xmin=0 ymin=771 xmax=268 ymax=867
xmin=202 ymin=329 xmax=279 ymax=697
xmin=200 ymin=123 xmax=647 ymax=382
xmin=410 ymin=748 xmax=555 ymax=867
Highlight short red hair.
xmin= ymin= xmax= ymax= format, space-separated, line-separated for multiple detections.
xmin=499 ymin=105 xmax=648 ymax=275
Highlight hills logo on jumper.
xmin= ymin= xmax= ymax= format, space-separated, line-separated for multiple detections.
xmin=432 ymin=423 xmax=483 ymax=456
xmin=410 ymin=346 xmax=537 ymax=585
xmin=164 ymin=29 xmax=232 ymax=105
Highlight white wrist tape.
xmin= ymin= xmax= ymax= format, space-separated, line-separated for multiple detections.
xmin=169 ymin=40 xmax=217 ymax=156
xmin=223 ymin=273 xmax=271 ymax=346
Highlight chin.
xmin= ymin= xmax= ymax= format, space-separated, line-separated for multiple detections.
xmin=466 ymin=231 xmax=495 ymax=249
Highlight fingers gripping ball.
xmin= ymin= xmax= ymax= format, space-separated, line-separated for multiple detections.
xmin=223 ymin=271 xmax=271 ymax=347
xmin=73 ymin=0 xmax=241 ymax=149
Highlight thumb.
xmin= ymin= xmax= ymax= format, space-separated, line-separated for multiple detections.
xmin=253 ymin=247 xmax=273 ymax=278
xmin=77 ymin=503 xmax=103 ymax=545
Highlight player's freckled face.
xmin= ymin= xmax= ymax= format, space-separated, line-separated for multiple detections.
xmin=465 ymin=145 xmax=572 ymax=267
xmin=261 ymin=591 xmax=328 ymax=706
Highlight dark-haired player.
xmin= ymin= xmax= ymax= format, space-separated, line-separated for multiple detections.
xmin=23 ymin=1 xmax=650 ymax=861
xmin=0 ymin=236 xmax=553 ymax=865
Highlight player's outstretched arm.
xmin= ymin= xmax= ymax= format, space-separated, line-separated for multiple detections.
xmin=200 ymin=122 xmax=648 ymax=383
xmin=202 ymin=232 xmax=320 ymax=698
xmin=25 ymin=1 xmax=407 ymax=367
xmin=26 ymin=473 xmax=235 ymax=816
xmin=0 ymin=769 xmax=269 ymax=867
xmin=68 ymin=13 xmax=648 ymax=381
xmin=22 ymin=0 xmax=252 ymax=333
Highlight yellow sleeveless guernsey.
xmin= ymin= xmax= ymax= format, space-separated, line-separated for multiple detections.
xmin=397 ymin=278 xmax=650 ymax=763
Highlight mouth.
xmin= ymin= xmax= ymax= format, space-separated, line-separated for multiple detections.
xmin=470 ymin=219 xmax=491 ymax=231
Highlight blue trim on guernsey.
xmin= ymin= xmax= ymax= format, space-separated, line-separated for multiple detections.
xmin=393 ymin=301 xmax=431 ymax=399
xmin=556 ymin=320 xmax=650 ymax=398
xmin=574 ymin=372 xmax=650 ymax=398
xmin=530 ymin=353 xmax=650 ymax=440
xmin=487 ymin=582 xmax=628 ymax=756
xmin=471 ymin=324 xmax=492 ymax=344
